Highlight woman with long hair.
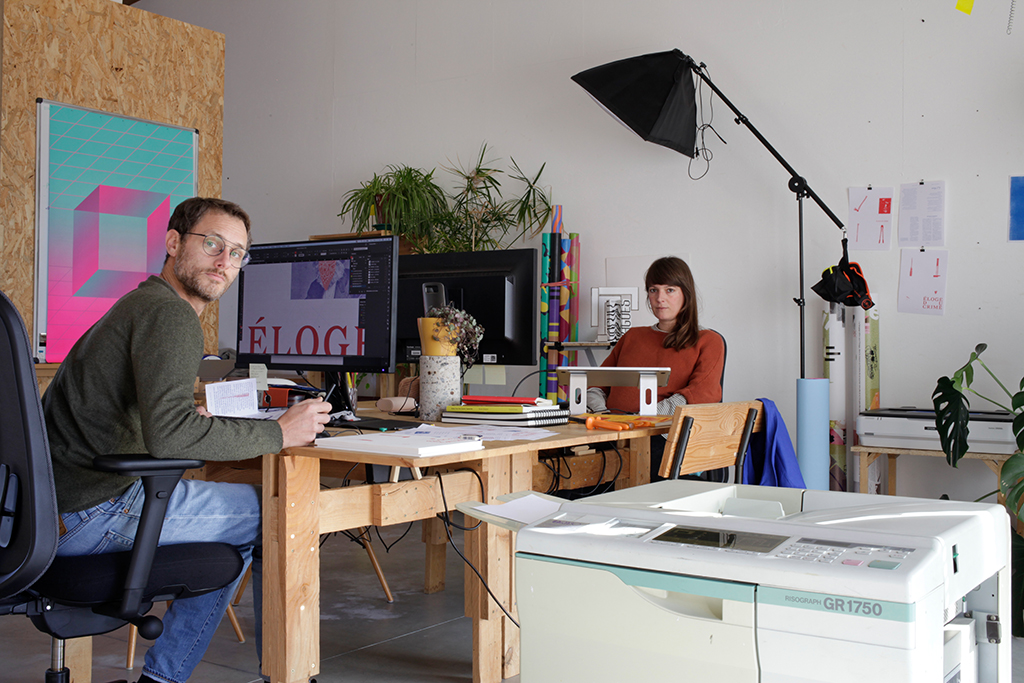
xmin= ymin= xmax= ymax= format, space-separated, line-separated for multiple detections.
xmin=587 ymin=256 xmax=725 ymax=480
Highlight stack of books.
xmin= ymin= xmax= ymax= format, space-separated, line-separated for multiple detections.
xmin=441 ymin=401 xmax=569 ymax=427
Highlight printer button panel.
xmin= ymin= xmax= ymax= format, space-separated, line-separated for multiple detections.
xmin=775 ymin=538 xmax=915 ymax=570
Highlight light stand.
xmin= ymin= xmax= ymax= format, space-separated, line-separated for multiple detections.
xmin=572 ymin=49 xmax=845 ymax=378
xmin=676 ymin=52 xmax=844 ymax=378
xmin=572 ymin=49 xmax=845 ymax=490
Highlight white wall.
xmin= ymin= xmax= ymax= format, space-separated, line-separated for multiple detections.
xmin=134 ymin=0 xmax=1024 ymax=502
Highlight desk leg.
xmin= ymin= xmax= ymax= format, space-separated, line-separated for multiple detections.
xmin=859 ymin=452 xmax=881 ymax=493
xmin=423 ymin=516 xmax=447 ymax=594
xmin=887 ymin=454 xmax=898 ymax=496
xmin=263 ymin=454 xmax=320 ymax=683
xmin=502 ymin=449 xmax=532 ymax=680
xmin=622 ymin=436 xmax=651 ymax=489
xmin=65 ymin=636 xmax=91 ymax=683
xmin=465 ymin=454 xmax=506 ymax=683
xmin=466 ymin=451 xmax=531 ymax=683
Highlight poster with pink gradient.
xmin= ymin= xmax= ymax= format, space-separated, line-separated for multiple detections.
xmin=33 ymin=101 xmax=197 ymax=362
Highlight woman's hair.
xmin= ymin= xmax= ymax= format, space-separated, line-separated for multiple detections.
xmin=645 ymin=256 xmax=699 ymax=350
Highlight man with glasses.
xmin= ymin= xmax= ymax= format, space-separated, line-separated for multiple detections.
xmin=43 ymin=197 xmax=332 ymax=683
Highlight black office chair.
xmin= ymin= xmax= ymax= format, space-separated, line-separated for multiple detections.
xmin=0 ymin=289 xmax=245 ymax=683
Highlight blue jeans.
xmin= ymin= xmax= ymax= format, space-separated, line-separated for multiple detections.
xmin=57 ymin=478 xmax=262 ymax=683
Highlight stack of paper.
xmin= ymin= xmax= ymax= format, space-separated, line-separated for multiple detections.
xmin=461 ymin=395 xmax=554 ymax=406
xmin=314 ymin=427 xmax=485 ymax=457
xmin=441 ymin=403 xmax=569 ymax=427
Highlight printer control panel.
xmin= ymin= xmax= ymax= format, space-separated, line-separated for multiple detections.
xmin=775 ymin=537 xmax=914 ymax=570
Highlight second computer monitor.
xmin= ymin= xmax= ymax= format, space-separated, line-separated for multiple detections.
xmin=396 ymin=248 xmax=538 ymax=366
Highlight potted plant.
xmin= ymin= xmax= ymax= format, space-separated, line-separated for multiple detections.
xmin=338 ymin=144 xmax=552 ymax=254
xmin=932 ymin=344 xmax=1024 ymax=508
xmin=431 ymin=143 xmax=552 ymax=252
xmin=418 ymin=302 xmax=485 ymax=372
xmin=416 ymin=303 xmax=484 ymax=421
xmin=338 ymin=165 xmax=448 ymax=252
xmin=932 ymin=343 xmax=1024 ymax=634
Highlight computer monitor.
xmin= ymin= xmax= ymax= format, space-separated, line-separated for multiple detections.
xmin=395 ymin=248 xmax=538 ymax=366
xmin=235 ymin=235 xmax=398 ymax=410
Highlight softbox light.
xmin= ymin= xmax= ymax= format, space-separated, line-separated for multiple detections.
xmin=571 ymin=49 xmax=698 ymax=158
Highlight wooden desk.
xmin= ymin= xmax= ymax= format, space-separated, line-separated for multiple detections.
xmin=259 ymin=418 xmax=667 ymax=683
xmin=851 ymin=444 xmax=1012 ymax=495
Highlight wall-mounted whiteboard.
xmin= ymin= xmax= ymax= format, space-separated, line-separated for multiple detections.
xmin=33 ymin=100 xmax=197 ymax=362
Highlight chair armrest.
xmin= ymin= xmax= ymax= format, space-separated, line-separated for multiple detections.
xmin=93 ymin=455 xmax=205 ymax=476
xmin=91 ymin=455 xmax=206 ymax=626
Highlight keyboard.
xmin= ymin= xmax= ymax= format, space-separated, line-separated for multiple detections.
xmin=326 ymin=416 xmax=416 ymax=432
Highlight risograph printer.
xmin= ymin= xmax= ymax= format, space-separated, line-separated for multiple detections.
xmin=462 ymin=480 xmax=1011 ymax=682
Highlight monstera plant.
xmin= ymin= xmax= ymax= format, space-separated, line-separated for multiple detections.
xmin=932 ymin=343 xmax=1024 ymax=520
xmin=933 ymin=344 xmax=1024 ymax=638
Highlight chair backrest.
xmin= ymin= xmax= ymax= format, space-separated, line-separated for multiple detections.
xmin=0 ymin=290 xmax=59 ymax=599
xmin=658 ymin=400 xmax=764 ymax=479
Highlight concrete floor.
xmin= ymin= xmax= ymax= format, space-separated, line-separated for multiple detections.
xmin=2 ymin=520 xmax=1024 ymax=682
xmin=0 ymin=522 xmax=497 ymax=683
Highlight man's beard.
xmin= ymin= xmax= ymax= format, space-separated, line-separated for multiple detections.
xmin=174 ymin=255 xmax=229 ymax=303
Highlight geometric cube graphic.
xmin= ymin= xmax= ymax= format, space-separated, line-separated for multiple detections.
xmin=37 ymin=101 xmax=196 ymax=363
xmin=72 ymin=185 xmax=170 ymax=298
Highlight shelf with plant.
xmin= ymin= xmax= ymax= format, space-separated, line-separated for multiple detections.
xmin=338 ymin=143 xmax=552 ymax=254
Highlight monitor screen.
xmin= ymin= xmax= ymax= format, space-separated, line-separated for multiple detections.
xmin=395 ymin=248 xmax=538 ymax=366
xmin=235 ymin=235 xmax=398 ymax=375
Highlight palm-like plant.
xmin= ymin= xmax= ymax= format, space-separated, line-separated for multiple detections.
xmin=932 ymin=343 xmax=1024 ymax=520
xmin=436 ymin=144 xmax=552 ymax=252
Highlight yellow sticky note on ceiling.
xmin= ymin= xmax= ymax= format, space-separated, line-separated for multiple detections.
xmin=955 ymin=0 xmax=974 ymax=14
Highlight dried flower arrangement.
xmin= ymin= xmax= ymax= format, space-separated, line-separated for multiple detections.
xmin=426 ymin=303 xmax=485 ymax=370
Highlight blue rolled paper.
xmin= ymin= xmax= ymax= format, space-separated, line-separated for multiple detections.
xmin=796 ymin=377 xmax=830 ymax=490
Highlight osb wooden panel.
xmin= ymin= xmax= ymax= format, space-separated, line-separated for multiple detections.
xmin=1 ymin=0 xmax=224 ymax=353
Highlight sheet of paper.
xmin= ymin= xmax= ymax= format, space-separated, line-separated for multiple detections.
xmin=897 ymin=248 xmax=948 ymax=316
xmin=898 ymin=181 xmax=946 ymax=247
xmin=248 ymin=363 xmax=269 ymax=391
xmin=476 ymin=494 xmax=563 ymax=525
xmin=847 ymin=186 xmax=893 ymax=251
xmin=205 ymin=378 xmax=262 ymax=417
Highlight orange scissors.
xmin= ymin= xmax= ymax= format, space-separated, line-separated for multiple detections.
xmin=585 ymin=416 xmax=629 ymax=431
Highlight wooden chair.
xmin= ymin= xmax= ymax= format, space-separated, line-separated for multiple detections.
xmin=126 ymin=568 xmax=250 ymax=669
xmin=659 ymin=400 xmax=765 ymax=481
xmin=126 ymin=530 xmax=395 ymax=669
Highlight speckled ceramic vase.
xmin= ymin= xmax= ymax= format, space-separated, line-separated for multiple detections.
xmin=419 ymin=355 xmax=461 ymax=422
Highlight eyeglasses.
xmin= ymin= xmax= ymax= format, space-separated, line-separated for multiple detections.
xmin=184 ymin=232 xmax=250 ymax=268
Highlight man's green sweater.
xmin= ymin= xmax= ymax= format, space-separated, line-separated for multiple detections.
xmin=44 ymin=276 xmax=283 ymax=512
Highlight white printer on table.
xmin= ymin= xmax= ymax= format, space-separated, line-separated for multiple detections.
xmin=464 ymin=480 xmax=1011 ymax=682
